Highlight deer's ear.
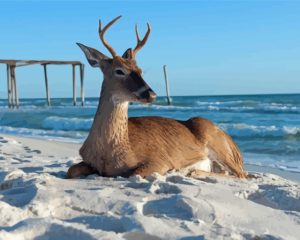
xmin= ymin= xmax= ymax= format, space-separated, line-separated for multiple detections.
xmin=122 ymin=48 xmax=133 ymax=59
xmin=76 ymin=43 xmax=109 ymax=68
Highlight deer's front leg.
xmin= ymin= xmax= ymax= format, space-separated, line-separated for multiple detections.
xmin=67 ymin=161 xmax=98 ymax=179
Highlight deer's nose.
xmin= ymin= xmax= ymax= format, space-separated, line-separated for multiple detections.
xmin=148 ymin=90 xmax=157 ymax=102
xmin=140 ymin=88 xmax=156 ymax=103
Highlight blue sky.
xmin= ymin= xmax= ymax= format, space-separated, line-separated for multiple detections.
xmin=0 ymin=0 xmax=300 ymax=98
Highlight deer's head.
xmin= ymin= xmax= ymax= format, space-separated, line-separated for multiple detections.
xmin=77 ymin=16 xmax=156 ymax=104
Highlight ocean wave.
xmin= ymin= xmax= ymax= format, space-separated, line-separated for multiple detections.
xmin=128 ymin=102 xmax=300 ymax=114
xmin=42 ymin=116 xmax=93 ymax=131
xmin=85 ymin=100 xmax=99 ymax=106
xmin=219 ymin=123 xmax=300 ymax=138
xmin=0 ymin=126 xmax=86 ymax=142
xmin=193 ymin=100 xmax=300 ymax=113
xmin=130 ymin=104 xmax=195 ymax=111
xmin=195 ymin=100 xmax=245 ymax=106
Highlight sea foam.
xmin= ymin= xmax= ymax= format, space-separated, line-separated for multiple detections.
xmin=42 ymin=116 xmax=93 ymax=131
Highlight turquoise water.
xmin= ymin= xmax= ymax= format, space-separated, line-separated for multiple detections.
xmin=0 ymin=94 xmax=300 ymax=172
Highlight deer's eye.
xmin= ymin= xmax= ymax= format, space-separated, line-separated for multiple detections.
xmin=115 ymin=68 xmax=125 ymax=76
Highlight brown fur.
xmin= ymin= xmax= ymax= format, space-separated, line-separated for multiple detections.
xmin=128 ymin=117 xmax=245 ymax=177
xmin=67 ymin=17 xmax=246 ymax=179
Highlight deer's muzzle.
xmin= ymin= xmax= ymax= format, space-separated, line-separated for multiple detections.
xmin=140 ymin=88 xmax=157 ymax=103
xmin=129 ymin=72 xmax=156 ymax=103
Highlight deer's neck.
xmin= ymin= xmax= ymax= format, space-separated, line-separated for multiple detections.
xmin=80 ymin=82 xmax=136 ymax=175
xmin=95 ymin=93 xmax=129 ymax=146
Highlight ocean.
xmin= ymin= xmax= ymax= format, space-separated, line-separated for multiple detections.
xmin=0 ymin=94 xmax=300 ymax=173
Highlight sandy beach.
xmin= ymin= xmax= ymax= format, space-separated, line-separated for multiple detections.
xmin=0 ymin=133 xmax=299 ymax=240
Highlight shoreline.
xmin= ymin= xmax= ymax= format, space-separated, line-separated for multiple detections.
xmin=1 ymin=133 xmax=299 ymax=182
xmin=245 ymin=164 xmax=300 ymax=182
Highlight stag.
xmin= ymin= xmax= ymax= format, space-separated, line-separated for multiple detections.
xmin=67 ymin=16 xmax=246 ymax=179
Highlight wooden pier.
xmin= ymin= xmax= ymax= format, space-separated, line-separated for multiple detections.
xmin=0 ymin=59 xmax=85 ymax=108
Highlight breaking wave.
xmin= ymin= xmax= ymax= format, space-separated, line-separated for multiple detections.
xmin=219 ymin=123 xmax=300 ymax=138
xmin=42 ymin=116 xmax=93 ymax=131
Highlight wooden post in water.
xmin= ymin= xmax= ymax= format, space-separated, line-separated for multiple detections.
xmin=43 ymin=64 xmax=51 ymax=106
xmin=10 ymin=67 xmax=15 ymax=108
xmin=6 ymin=64 xmax=12 ymax=108
xmin=10 ymin=65 xmax=18 ymax=108
xmin=72 ymin=64 xmax=76 ymax=106
xmin=80 ymin=64 xmax=85 ymax=106
xmin=163 ymin=65 xmax=171 ymax=105
xmin=12 ymin=66 xmax=19 ymax=108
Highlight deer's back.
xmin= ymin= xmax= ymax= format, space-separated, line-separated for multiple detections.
xmin=128 ymin=116 xmax=208 ymax=170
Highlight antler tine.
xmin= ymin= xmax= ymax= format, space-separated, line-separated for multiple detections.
xmin=98 ymin=15 xmax=122 ymax=58
xmin=135 ymin=24 xmax=141 ymax=42
xmin=132 ymin=22 xmax=151 ymax=58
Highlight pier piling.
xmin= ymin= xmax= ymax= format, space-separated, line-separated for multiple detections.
xmin=80 ymin=64 xmax=85 ymax=106
xmin=6 ymin=64 xmax=12 ymax=108
xmin=72 ymin=64 xmax=76 ymax=106
xmin=9 ymin=65 xmax=19 ymax=108
xmin=13 ymin=67 xmax=19 ymax=108
xmin=163 ymin=65 xmax=172 ymax=105
xmin=43 ymin=64 xmax=51 ymax=106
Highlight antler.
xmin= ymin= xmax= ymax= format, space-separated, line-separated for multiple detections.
xmin=132 ymin=23 xmax=151 ymax=58
xmin=99 ymin=15 xmax=122 ymax=58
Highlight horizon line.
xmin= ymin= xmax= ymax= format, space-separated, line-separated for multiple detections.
xmin=0 ymin=92 xmax=299 ymax=101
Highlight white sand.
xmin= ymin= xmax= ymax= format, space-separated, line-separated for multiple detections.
xmin=0 ymin=134 xmax=299 ymax=240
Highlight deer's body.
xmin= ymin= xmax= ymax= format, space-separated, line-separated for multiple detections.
xmin=81 ymin=114 xmax=245 ymax=177
xmin=67 ymin=16 xmax=246 ymax=179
